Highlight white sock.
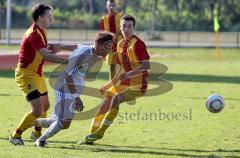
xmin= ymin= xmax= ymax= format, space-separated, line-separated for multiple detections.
xmin=38 ymin=120 xmax=63 ymax=141
xmin=36 ymin=118 xmax=56 ymax=128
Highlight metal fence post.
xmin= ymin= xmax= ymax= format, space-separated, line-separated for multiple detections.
xmin=6 ymin=0 xmax=12 ymax=45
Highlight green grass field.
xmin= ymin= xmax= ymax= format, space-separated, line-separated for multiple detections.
xmin=0 ymin=48 xmax=239 ymax=158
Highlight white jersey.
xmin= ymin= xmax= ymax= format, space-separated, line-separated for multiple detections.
xmin=51 ymin=45 xmax=96 ymax=120
xmin=55 ymin=45 xmax=96 ymax=95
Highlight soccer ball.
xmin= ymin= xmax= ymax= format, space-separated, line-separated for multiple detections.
xmin=206 ymin=94 xmax=224 ymax=113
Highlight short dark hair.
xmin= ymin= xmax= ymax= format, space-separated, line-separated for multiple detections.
xmin=121 ymin=14 xmax=136 ymax=27
xmin=95 ymin=32 xmax=115 ymax=45
xmin=107 ymin=0 xmax=116 ymax=3
xmin=32 ymin=3 xmax=52 ymax=22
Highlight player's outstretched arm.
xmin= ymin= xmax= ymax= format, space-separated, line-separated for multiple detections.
xmin=59 ymin=44 xmax=78 ymax=52
xmin=48 ymin=44 xmax=78 ymax=53
xmin=39 ymin=48 xmax=66 ymax=64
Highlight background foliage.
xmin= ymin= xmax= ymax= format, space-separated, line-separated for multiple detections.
xmin=0 ymin=0 xmax=239 ymax=31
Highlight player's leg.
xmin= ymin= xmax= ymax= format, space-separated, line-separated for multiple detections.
xmin=36 ymin=118 xmax=72 ymax=144
xmin=90 ymin=96 xmax=112 ymax=133
xmin=90 ymin=93 xmax=124 ymax=137
xmin=35 ymin=118 xmax=73 ymax=148
xmin=79 ymin=85 xmax=126 ymax=144
xmin=35 ymin=120 xmax=62 ymax=147
xmin=90 ymin=85 xmax=123 ymax=133
xmin=83 ymin=94 xmax=123 ymax=144
xmin=90 ymin=85 xmax=121 ymax=133
xmin=84 ymin=89 xmax=144 ymax=144
xmin=35 ymin=119 xmax=72 ymax=147
xmin=31 ymin=76 xmax=50 ymax=139
xmin=35 ymin=89 xmax=75 ymax=147
xmin=34 ymin=89 xmax=61 ymax=130
xmin=31 ymin=93 xmax=50 ymax=139
xmin=9 ymin=90 xmax=43 ymax=145
xmin=35 ymin=117 xmax=56 ymax=128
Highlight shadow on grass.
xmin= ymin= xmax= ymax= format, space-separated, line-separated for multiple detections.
xmin=163 ymin=73 xmax=240 ymax=84
xmin=47 ymin=141 xmax=240 ymax=158
xmin=177 ymin=96 xmax=240 ymax=101
xmin=0 ymin=70 xmax=239 ymax=84
xmin=0 ymin=93 xmax=21 ymax=96
xmin=0 ymin=137 xmax=239 ymax=157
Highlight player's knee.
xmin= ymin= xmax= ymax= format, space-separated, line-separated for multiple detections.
xmin=112 ymin=94 xmax=124 ymax=107
xmin=40 ymin=94 xmax=50 ymax=112
xmin=32 ymin=108 xmax=42 ymax=117
xmin=29 ymin=96 xmax=43 ymax=117
xmin=32 ymin=107 xmax=43 ymax=117
xmin=61 ymin=120 xmax=71 ymax=129
xmin=111 ymin=96 xmax=118 ymax=107
xmin=32 ymin=111 xmax=42 ymax=118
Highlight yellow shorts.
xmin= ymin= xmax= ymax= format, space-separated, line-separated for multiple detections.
xmin=105 ymin=85 xmax=145 ymax=101
xmin=15 ymin=68 xmax=47 ymax=96
xmin=106 ymin=52 xmax=115 ymax=65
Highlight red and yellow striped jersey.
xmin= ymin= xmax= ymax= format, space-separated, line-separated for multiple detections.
xmin=116 ymin=35 xmax=150 ymax=92
xmin=16 ymin=23 xmax=47 ymax=76
xmin=100 ymin=12 xmax=122 ymax=34
xmin=100 ymin=12 xmax=123 ymax=52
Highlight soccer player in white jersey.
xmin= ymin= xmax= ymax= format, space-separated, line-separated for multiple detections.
xmin=34 ymin=32 xmax=114 ymax=147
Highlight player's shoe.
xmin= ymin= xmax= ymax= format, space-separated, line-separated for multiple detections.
xmin=35 ymin=139 xmax=47 ymax=148
xmin=30 ymin=131 xmax=40 ymax=140
xmin=77 ymin=139 xmax=94 ymax=145
xmin=78 ymin=133 xmax=103 ymax=145
xmin=9 ymin=135 xmax=24 ymax=146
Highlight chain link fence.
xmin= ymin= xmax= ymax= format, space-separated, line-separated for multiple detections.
xmin=0 ymin=28 xmax=239 ymax=48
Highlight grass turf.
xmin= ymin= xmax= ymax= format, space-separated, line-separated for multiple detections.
xmin=0 ymin=48 xmax=239 ymax=158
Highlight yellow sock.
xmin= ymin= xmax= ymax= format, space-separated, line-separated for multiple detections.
xmin=97 ymin=107 xmax=119 ymax=136
xmin=90 ymin=113 xmax=106 ymax=133
xmin=90 ymin=97 xmax=111 ymax=133
xmin=12 ymin=112 xmax=37 ymax=138
xmin=33 ymin=112 xmax=47 ymax=137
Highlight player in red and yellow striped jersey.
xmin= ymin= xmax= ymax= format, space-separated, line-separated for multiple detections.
xmin=9 ymin=4 xmax=66 ymax=146
xmin=100 ymin=0 xmax=123 ymax=79
xmin=80 ymin=14 xmax=150 ymax=144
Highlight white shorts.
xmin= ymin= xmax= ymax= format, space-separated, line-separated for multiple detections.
xmin=51 ymin=84 xmax=84 ymax=122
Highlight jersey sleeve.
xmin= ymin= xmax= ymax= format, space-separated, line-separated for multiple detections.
xmin=28 ymin=32 xmax=46 ymax=51
xmin=65 ymin=56 xmax=78 ymax=76
xmin=135 ymin=40 xmax=150 ymax=61
xmin=65 ymin=49 xmax=88 ymax=75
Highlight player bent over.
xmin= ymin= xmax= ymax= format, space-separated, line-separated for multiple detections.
xmin=34 ymin=32 xmax=114 ymax=147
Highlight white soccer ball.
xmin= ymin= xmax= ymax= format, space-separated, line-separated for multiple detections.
xmin=206 ymin=94 xmax=224 ymax=113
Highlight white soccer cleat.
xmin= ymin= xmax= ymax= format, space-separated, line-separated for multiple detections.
xmin=9 ymin=135 xmax=24 ymax=146
xmin=77 ymin=133 xmax=103 ymax=145
xmin=35 ymin=139 xmax=47 ymax=148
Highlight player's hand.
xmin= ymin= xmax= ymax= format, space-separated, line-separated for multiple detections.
xmin=74 ymin=97 xmax=84 ymax=112
xmin=100 ymin=85 xmax=109 ymax=95
xmin=48 ymin=43 xmax=61 ymax=54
